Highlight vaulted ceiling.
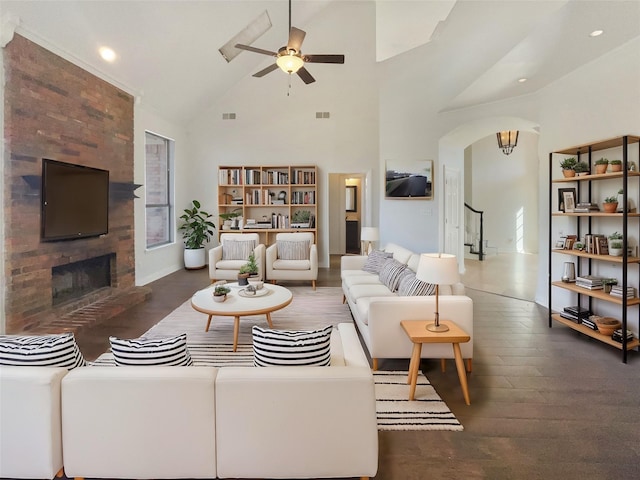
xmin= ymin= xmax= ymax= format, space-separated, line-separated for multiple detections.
xmin=2 ymin=1 xmax=639 ymax=124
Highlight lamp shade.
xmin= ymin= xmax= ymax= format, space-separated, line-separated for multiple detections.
xmin=360 ymin=227 xmax=379 ymax=242
xmin=415 ymin=253 xmax=460 ymax=286
xmin=276 ymin=53 xmax=304 ymax=73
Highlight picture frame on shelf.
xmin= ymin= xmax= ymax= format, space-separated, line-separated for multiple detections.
xmin=558 ymin=188 xmax=576 ymax=212
xmin=554 ymin=238 xmax=566 ymax=249
xmin=562 ymin=190 xmax=576 ymax=213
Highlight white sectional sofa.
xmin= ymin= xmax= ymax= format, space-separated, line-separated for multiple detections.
xmin=341 ymin=243 xmax=473 ymax=371
xmin=1 ymin=323 xmax=378 ymax=480
xmin=0 ymin=366 xmax=67 ymax=480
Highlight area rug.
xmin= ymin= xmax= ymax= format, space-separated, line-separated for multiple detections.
xmin=93 ymin=286 xmax=463 ymax=431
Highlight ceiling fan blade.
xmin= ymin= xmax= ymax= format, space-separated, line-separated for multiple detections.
xmin=235 ymin=44 xmax=277 ymax=57
xmin=297 ymin=67 xmax=315 ymax=84
xmin=288 ymin=27 xmax=306 ymax=52
xmin=253 ymin=63 xmax=280 ymax=78
xmin=304 ymin=54 xmax=345 ymax=64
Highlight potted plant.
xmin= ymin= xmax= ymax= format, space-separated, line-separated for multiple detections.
xmin=178 ymin=200 xmax=216 ymax=269
xmin=219 ymin=209 xmax=242 ymax=230
xmin=603 ymin=196 xmax=619 ymax=213
xmin=603 ymin=278 xmax=618 ymax=294
xmin=237 ymin=252 xmax=259 ymax=286
xmin=617 ymin=188 xmax=625 ymax=213
xmin=213 ymin=285 xmax=230 ymax=302
xmin=594 ymin=157 xmax=608 ymax=174
xmin=573 ymin=161 xmax=589 ymax=176
xmin=610 ymin=159 xmax=623 ymax=172
xmin=560 ymin=157 xmax=577 ymax=177
xmin=608 ymin=231 xmax=624 ymax=256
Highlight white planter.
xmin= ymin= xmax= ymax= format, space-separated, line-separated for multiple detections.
xmin=609 ymin=248 xmax=623 ymax=257
xmin=184 ymin=247 xmax=206 ymax=269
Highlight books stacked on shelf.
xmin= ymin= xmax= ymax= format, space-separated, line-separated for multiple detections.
xmin=560 ymin=305 xmax=592 ymax=324
xmin=580 ymin=316 xmax=598 ymax=331
xmin=573 ymin=202 xmax=600 ymax=213
xmin=252 ymin=222 xmax=273 ymax=229
xmin=575 ymin=275 xmax=604 ymax=290
xmin=609 ymin=285 xmax=636 ymax=298
xmin=612 ymin=329 xmax=635 ymax=343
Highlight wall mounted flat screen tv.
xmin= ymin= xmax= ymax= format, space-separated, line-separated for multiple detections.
xmin=41 ymin=159 xmax=109 ymax=241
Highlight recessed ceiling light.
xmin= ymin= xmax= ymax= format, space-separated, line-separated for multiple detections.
xmin=99 ymin=46 xmax=117 ymax=62
xmin=590 ymin=29 xmax=604 ymax=37
xmin=518 ymin=78 xmax=528 ymax=83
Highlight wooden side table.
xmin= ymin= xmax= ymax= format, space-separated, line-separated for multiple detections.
xmin=400 ymin=319 xmax=471 ymax=405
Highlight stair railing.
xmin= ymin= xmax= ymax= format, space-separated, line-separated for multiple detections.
xmin=464 ymin=203 xmax=484 ymax=261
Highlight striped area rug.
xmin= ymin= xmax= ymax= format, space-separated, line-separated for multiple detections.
xmin=93 ymin=286 xmax=463 ymax=431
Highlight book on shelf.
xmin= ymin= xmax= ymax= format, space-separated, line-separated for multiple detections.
xmin=563 ymin=305 xmax=591 ymax=317
xmin=609 ymin=286 xmax=636 ymax=298
xmin=580 ymin=318 xmax=598 ymax=331
xmin=612 ymin=329 xmax=635 ymax=342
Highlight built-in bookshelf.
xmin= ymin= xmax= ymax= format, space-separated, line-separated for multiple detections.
xmin=548 ymin=135 xmax=640 ymax=363
xmin=217 ymin=165 xmax=317 ymax=246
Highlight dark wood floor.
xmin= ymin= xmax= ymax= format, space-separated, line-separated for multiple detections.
xmin=71 ymin=256 xmax=639 ymax=480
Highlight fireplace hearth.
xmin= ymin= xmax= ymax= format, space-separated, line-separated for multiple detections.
xmin=52 ymin=254 xmax=113 ymax=306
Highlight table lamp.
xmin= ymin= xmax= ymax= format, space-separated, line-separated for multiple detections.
xmin=360 ymin=227 xmax=379 ymax=255
xmin=415 ymin=253 xmax=460 ymax=332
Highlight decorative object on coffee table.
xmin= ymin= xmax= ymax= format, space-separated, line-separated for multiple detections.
xmin=213 ymin=285 xmax=230 ymax=302
xmin=237 ymin=252 xmax=259 ymax=286
xmin=415 ymin=253 xmax=460 ymax=332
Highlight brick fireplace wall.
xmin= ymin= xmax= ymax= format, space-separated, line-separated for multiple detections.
xmin=3 ymin=35 xmax=136 ymax=332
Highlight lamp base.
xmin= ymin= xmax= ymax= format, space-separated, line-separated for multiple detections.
xmin=426 ymin=323 xmax=450 ymax=333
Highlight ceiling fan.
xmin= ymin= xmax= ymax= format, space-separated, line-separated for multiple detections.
xmin=235 ymin=0 xmax=345 ymax=84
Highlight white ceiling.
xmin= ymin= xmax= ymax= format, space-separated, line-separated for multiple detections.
xmin=2 ymin=1 xmax=639 ymax=123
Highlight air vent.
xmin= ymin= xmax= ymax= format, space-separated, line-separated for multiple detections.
xmin=222 ymin=113 xmax=236 ymax=120
xmin=315 ymin=112 xmax=330 ymax=119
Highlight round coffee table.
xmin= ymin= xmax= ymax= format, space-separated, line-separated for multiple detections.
xmin=191 ymin=283 xmax=293 ymax=352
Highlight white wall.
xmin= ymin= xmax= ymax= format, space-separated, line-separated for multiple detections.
xmin=536 ymin=36 xmax=640 ymax=309
xmin=134 ymin=105 xmax=192 ymax=286
xmin=470 ymin=131 xmax=539 ymax=254
xmin=186 ymin=1 xmax=379 ymax=268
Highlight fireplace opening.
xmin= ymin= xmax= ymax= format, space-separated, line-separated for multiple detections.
xmin=52 ymin=254 xmax=113 ymax=305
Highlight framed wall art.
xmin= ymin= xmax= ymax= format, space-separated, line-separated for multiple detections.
xmin=385 ymin=159 xmax=433 ymax=199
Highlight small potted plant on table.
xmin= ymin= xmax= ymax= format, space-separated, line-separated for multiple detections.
xmin=560 ymin=157 xmax=577 ymax=177
xmin=237 ymin=252 xmax=259 ymax=286
xmin=603 ymin=196 xmax=619 ymax=213
xmin=213 ymin=285 xmax=231 ymax=302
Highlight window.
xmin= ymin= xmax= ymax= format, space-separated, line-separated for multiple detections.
xmin=145 ymin=131 xmax=173 ymax=248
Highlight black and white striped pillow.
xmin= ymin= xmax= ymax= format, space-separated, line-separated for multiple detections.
xmin=378 ymin=258 xmax=408 ymax=292
xmin=222 ymin=239 xmax=256 ymax=260
xmin=109 ymin=333 xmax=193 ymax=366
xmin=362 ymin=250 xmax=393 ymax=274
xmin=252 ymin=325 xmax=332 ymax=367
xmin=398 ymin=273 xmax=436 ymax=296
xmin=0 ymin=332 xmax=86 ymax=369
xmin=276 ymin=240 xmax=310 ymax=260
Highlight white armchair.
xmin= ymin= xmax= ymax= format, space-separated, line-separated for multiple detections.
xmin=266 ymin=232 xmax=318 ymax=290
xmin=209 ymin=233 xmax=265 ymax=282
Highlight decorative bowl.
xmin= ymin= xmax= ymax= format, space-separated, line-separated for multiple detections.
xmin=594 ymin=317 xmax=621 ymax=336
xmin=248 ymin=278 xmax=264 ymax=290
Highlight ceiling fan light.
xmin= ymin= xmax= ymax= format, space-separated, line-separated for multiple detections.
xmin=276 ymin=53 xmax=304 ymax=74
